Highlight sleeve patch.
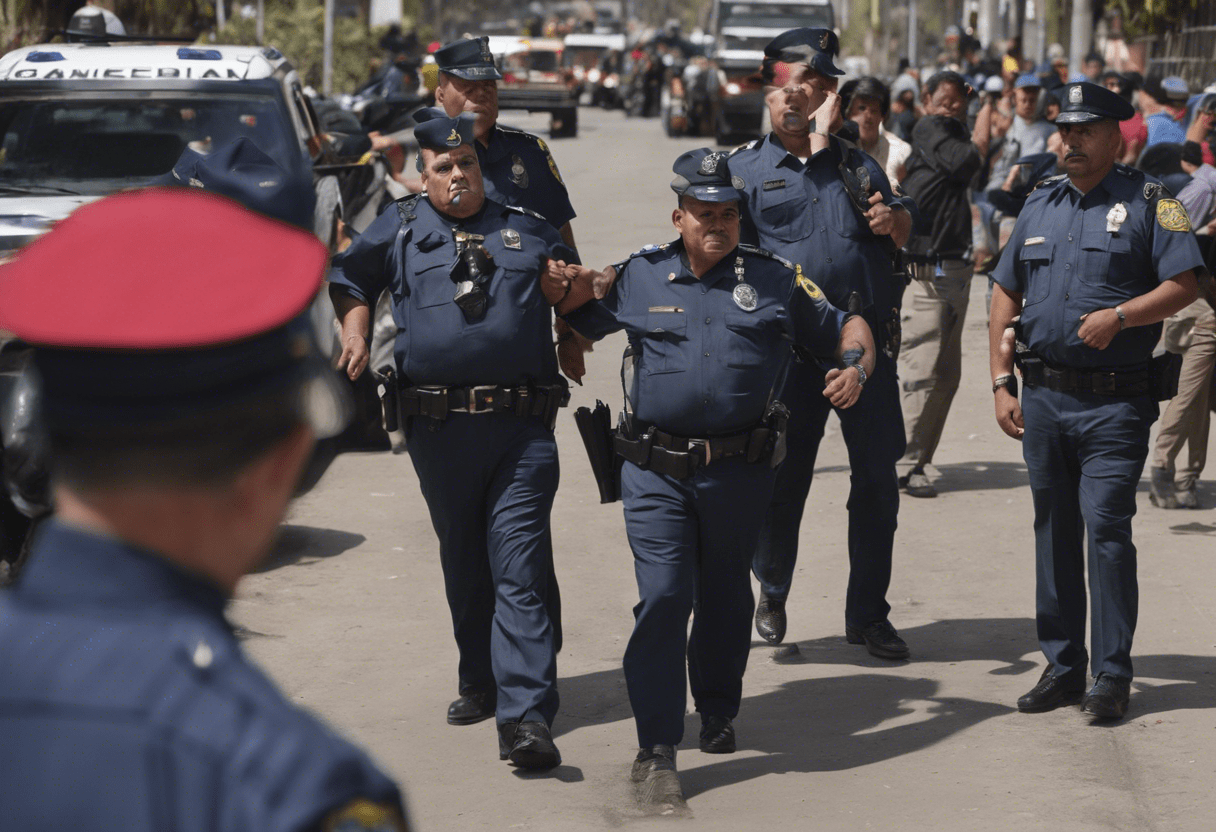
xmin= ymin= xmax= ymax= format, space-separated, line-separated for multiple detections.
xmin=1157 ymin=198 xmax=1192 ymax=232
xmin=795 ymin=267 xmax=822 ymax=300
xmin=322 ymin=798 xmax=408 ymax=831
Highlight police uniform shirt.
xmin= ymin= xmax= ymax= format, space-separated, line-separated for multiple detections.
xmin=992 ymin=165 xmax=1206 ymax=369
xmin=0 ymin=522 xmax=406 ymax=832
xmin=329 ymin=195 xmax=575 ymax=387
xmin=563 ymin=241 xmax=845 ymax=437
xmin=479 ymin=125 xmax=576 ymax=232
xmin=726 ymin=134 xmax=910 ymax=312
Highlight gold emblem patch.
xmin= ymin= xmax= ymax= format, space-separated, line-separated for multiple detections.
xmin=795 ymin=266 xmax=822 ymax=300
xmin=445 ymin=128 xmax=460 ymax=147
xmin=536 ymin=138 xmax=564 ymax=185
xmin=1156 ymin=198 xmax=1192 ymax=232
xmin=322 ymin=798 xmax=408 ymax=832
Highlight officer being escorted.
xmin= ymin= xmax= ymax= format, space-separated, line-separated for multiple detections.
xmin=725 ymin=28 xmax=915 ymax=656
xmin=0 ymin=188 xmax=410 ymax=830
xmin=990 ymin=82 xmax=1207 ymax=720
xmin=554 ymin=149 xmax=875 ymax=809
xmin=329 ymin=112 xmax=574 ymax=767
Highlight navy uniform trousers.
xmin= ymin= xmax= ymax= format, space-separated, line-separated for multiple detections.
xmin=1022 ymin=386 xmax=1156 ymax=680
xmin=751 ymin=350 xmax=905 ymax=626
xmin=406 ymin=410 xmax=560 ymax=727
xmin=622 ymin=456 xmax=778 ymax=747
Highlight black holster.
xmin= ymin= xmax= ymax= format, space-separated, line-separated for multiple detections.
xmin=573 ymin=400 xmax=622 ymax=503
xmin=1150 ymin=351 xmax=1183 ymax=401
xmin=374 ymin=366 xmax=400 ymax=432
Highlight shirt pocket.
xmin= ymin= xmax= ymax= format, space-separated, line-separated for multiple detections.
xmin=1017 ymin=241 xmax=1053 ymax=306
xmin=758 ymin=184 xmax=812 ymax=242
xmin=493 ymin=248 xmax=544 ymax=307
xmin=641 ymin=311 xmax=689 ymax=375
xmin=410 ymin=249 xmax=455 ymax=309
xmin=1078 ymin=228 xmax=1131 ymax=287
xmin=722 ymin=310 xmax=770 ymax=369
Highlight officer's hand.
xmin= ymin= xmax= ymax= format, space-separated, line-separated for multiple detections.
xmin=542 ymin=259 xmax=572 ymax=305
xmin=337 ymin=334 xmax=370 ymax=381
xmin=823 ymin=366 xmax=863 ymax=409
xmin=810 ymin=90 xmax=842 ymax=135
xmin=995 ymin=389 xmax=1024 ymax=440
xmin=1077 ymin=308 xmax=1121 ymax=350
xmin=592 ymin=265 xmax=618 ymax=300
xmin=865 ymin=192 xmax=894 ymax=236
xmin=555 ymin=318 xmax=586 ymax=384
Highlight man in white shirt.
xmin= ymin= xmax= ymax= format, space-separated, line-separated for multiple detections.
xmin=843 ymin=76 xmax=912 ymax=186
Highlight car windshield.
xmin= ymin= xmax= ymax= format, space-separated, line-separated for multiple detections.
xmin=0 ymin=92 xmax=299 ymax=194
xmin=719 ymin=3 xmax=834 ymax=29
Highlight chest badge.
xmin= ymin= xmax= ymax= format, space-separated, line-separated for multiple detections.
xmin=501 ymin=228 xmax=522 ymax=249
xmin=732 ymin=256 xmax=758 ymax=311
xmin=510 ymin=154 xmax=529 ymax=188
xmin=732 ymin=175 xmax=746 ymax=190
xmin=1106 ymin=202 xmax=1127 ymax=233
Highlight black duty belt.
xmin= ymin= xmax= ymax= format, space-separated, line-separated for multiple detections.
xmin=400 ymin=383 xmax=570 ymax=426
xmin=1021 ymin=361 xmax=1150 ymax=397
xmin=614 ymin=423 xmax=777 ymax=480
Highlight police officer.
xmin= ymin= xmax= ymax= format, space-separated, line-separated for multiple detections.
xmin=555 ymin=149 xmax=875 ymax=809
xmin=990 ymin=82 xmax=1206 ymax=720
xmin=0 ymin=188 xmax=410 ymax=830
xmin=725 ymin=28 xmax=915 ymax=657
xmin=328 ymin=113 xmax=574 ymax=767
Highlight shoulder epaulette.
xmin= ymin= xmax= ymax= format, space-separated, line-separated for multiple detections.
xmin=728 ymin=139 xmax=760 ymax=157
xmin=1143 ymin=181 xmax=1170 ymax=201
xmin=738 ymin=243 xmax=795 ymax=271
xmin=503 ymin=203 xmax=548 ymax=222
xmin=1114 ymin=163 xmax=1145 ymax=181
xmin=1032 ymin=174 xmax=1067 ymax=192
xmin=628 ymin=242 xmax=672 ymax=259
xmin=394 ymin=192 xmax=422 ymax=223
xmin=495 ymin=123 xmax=535 ymax=140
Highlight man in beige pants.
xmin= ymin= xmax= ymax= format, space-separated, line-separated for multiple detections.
xmin=1151 ymin=300 xmax=1216 ymax=507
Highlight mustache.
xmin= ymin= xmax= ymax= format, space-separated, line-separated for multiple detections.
xmin=1065 ymin=151 xmax=1086 ymax=159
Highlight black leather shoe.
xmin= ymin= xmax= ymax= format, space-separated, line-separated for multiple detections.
xmin=497 ymin=721 xmax=561 ymax=769
xmin=447 ymin=690 xmax=496 ymax=725
xmin=755 ymin=595 xmax=787 ymax=644
xmin=631 ymin=746 xmax=687 ymax=811
xmin=845 ymin=620 xmax=910 ymax=659
xmin=1017 ymin=664 xmax=1087 ymax=712
xmin=699 ymin=716 xmax=736 ymax=754
xmin=1081 ymin=674 xmax=1131 ymax=720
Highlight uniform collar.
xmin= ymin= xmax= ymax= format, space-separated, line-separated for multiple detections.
xmin=17 ymin=519 xmax=230 ymax=622
xmin=480 ymin=123 xmax=509 ymax=163
xmin=764 ymin=131 xmax=836 ymax=171
xmin=671 ymin=240 xmax=742 ymax=287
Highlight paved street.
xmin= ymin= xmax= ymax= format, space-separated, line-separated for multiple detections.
xmin=237 ymin=106 xmax=1216 ymax=831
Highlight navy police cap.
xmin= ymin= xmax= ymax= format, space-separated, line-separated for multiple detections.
xmin=435 ymin=36 xmax=502 ymax=81
xmin=763 ymin=28 xmax=844 ymax=78
xmin=671 ymin=148 xmax=741 ymax=203
xmin=414 ymin=108 xmax=478 ymax=153
xmin=158 ymin=137 xmax=316 ymax=231
xmin=0 ymin=189 xmax=348 ymax=436
xmin=1055 ymin=81 xmax=1136 ymax=124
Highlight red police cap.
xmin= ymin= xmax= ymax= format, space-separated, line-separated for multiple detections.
xmin=0 ymin=187 xmax=328 ymax=348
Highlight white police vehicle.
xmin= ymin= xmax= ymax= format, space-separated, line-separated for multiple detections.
xmin=0 ymin=42 xmax=328 ymax=252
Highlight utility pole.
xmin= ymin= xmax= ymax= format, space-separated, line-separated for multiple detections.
xmin=217 ymin=0 xmax=226 ymax=33
xmin=908 ymin=0 xmax=918 ymax=67
xmin=256 ymin=0 xmax=264 ymax=44
xmin=1069 ymin=0 xmax=1091 ymax=74
xmin=323 ymin=0 xmax=334 ymax=95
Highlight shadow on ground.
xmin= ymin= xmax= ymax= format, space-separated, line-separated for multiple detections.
xmin=257 ymin=524 xmax=366 ymax=572
xmin=932 ymin=461 xmax=1029 ymax=493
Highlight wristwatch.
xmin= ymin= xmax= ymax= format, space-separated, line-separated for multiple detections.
xmin=992 ymin=373 xmax=1017 ymax=396
xmin=1114 ymin=305 xmax=1126 ymax=330
xmin=849 ymin=363 xmax=867 ymax=386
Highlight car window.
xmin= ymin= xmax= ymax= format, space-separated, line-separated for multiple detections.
xmin=0 ymin=93 xmax=297 ymax=193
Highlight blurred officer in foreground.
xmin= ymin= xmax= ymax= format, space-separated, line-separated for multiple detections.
xmin=725 ymin=28 xmax=914 ymax=657
xmin=0 ymin=188 xmax=410 ymax=830
xmin=329 ymin=113 xmax=574 ymax=768
xmin=990 ymin=82 xmax=1206 ymax=720
xmin=554 ymin=149 xmax=875 ymax=811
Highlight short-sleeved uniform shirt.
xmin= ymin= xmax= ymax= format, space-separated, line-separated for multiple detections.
xmin=0 ymin=522 xmax=407 ymax=832
xmin=478 ymin=124 xmax=576 ymax=232
xmin=329 ymin=195 xmax=574 ymax=387
xmin=992 ymin=165 xmax=1206 ymax=369
xmin=726 ymin=133 xmax=912 ymax=316
xmin=563 ymin=241 xmax=845 ymax=437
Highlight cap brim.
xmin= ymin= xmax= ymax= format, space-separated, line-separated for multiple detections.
xmin=686 ymin=185 xmax=742 ymax=203
xmin=1054 ymin=111 xmax=1105 ymax=124
xmin=441 ymin=66 xmax=503 ymax=81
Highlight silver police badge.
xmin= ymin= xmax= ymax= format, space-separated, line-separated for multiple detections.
xmin=501 ymin=229 xmax=522 ymax=249
xmin=732 ymin=175 xmax=745 ymax=190
xmin=699 ymin=152 xmax=722 ymax=175
xmin=510 ymin=154 xmax=529 ymax=188
xmin=1106 ymin=202 xmax=1127 ymax=233
xmin=1068 ymin=85 xmax=1082 ymax=104
xmin=855 ymin=166 xmax=871 ymax=193
xmin=733 ymin=282 xmax=758 ymax=311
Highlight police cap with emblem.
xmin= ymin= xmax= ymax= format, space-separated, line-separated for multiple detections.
xmin=1055 ymin=81 xmax=1136 ymax=124
xmin=157 ymin=137 xmax=316 ymax=231
xmin=434 ymin=36 xmax=503 ymax=81
xmin=670 ymin=148 xmax=741 ymax=203
xmin=414 ymin=108 xmax=477 ymax=152
xmin=0 ymin=188 xmax=348 ymax=437
xmin=761 ymin=27 xmax=844 ymax=80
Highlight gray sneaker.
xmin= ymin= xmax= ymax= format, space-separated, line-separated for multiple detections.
xmin=1175 ymin=486 xmax=1200 ymax=509
xmin=1149 ymin=467 xmax=1179 ymax=509
xmin=900 ymin=470 xmax=937 ymax=498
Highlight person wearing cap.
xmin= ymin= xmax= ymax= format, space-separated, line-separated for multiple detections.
xmin=1149 ymin=133 xmax=1216 ymax=509
xmin=552 ymin=147 xmax=874 ymax=810
xmin=897 ymin=71 xmax=991 ymax=500
xmin=990 ymin=81 xmax=1207 ymax=720
xmin=0 ymin=188 xmax=411 ymax=831
xmin=724 ymin=27 xmax=915 ymax=659
xmin=328 ymin=112 xmax=575 ymax=769
xmin=1142 ymin=75 xmax=1191 ymax=149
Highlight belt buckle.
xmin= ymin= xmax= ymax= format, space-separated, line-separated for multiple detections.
xmin=1094 ymin=372 xmax=1118 ymax=394
xmin=467 ymin=385 xmax=498 ymax=413
xmin=689 ymin=438 xmax=712 ymax=465
xmin=416 ymin=386 xmax=448 ymax=418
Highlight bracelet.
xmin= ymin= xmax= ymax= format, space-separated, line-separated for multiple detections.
xmin=992 ymin=373 xmax=1017 ymax=395
xmin=849 ymin=363 xmax=867 ymax=386
xmin=1114 ymin=305 xmax=1126 ymax=330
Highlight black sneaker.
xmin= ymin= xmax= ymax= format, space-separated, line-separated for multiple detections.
xmin=698 ymin=716 xmax=736 ymax=754
xmin=845 ymin=620 xmax=910 ymax=659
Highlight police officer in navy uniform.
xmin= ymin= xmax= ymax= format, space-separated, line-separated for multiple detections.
xmin=725 ymin=28 xmax=916 ymax=658
xmin=554 ymin=148 xmax=876 ymax=809
xmin=990 ymin=82 xmax=1207 ymax=719
xmin=328 ymin=113 xmax=574 ymax=767
xmin=0 ymin=188 xmax=410 ymax=830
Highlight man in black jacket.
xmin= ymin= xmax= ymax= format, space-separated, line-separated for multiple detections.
xmin=897 ymin=70 xmax=991 ymax=497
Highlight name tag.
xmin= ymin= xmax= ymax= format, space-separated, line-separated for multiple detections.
xmin=648 ymin=306 xmax=684 ymax=313
xmin=762 ymin=179 xmax=786 ymax=191
xmin=1023 ymin=236 xmax=1046 ymax=246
